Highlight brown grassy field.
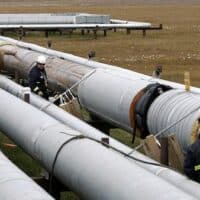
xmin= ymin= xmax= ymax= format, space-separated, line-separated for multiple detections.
xmin=0 ymin=4 xmax=199 ymax=86
xmin=0 ymin=3 xmax=200 ymax=200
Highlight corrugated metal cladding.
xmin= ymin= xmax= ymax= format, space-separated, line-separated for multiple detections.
xmin=0 ymin=13 xmax=110 ymax=24
xmin=147 ymin=89 xmax=200 ymax=151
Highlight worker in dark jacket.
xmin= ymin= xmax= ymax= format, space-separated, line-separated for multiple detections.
xmin=184 ymin=129 xmax=200 ymax=183
xmin=28 ymin=55 xmax=49 ymax=99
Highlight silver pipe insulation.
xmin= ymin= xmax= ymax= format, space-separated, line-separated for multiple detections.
xmin=0 ymin=23 xmax=152 ymax=29
xmin=1 ymin=89 xmax=197 ymax=200
xmin=78 ymin=68 xmax=150 ymax=131
xmin=110 ymin=19 xmax=151 ymax=26
xmin=0 ymin=151 xmax=54 ymax=200
xmin=1 ymin=75 xmax=200 ymax=199
xmin=0 ymin=13 xmax=151 ymax=27
xmin=1 ymin=37 xmax=200 ymax=147
xmin=0 ymin=38 xmax=197 ymax=134
xmin=0 ymin=36 xmax=199 ymax=94
xmin=0 ymin=41 xmax=91 ymax=92
xmin=0 ymin=13 xmax=110 ymax=25
xmin=147 ymin=90 xmax=200 ymax=151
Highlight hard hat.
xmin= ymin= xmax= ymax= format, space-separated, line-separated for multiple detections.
xmin=37 ymin=55 xmax=46 ymax=65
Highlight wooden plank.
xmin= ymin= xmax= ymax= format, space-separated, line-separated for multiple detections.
xmin=168 ymin=135 xmax=184 ymax=172
xmin=143 ymin=135 xmax=160 ymax=162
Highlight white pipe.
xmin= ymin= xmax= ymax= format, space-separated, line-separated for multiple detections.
xmin=0 ymin=151 xmax=54 ymax=200
xmin=1 ymin=75 xmax=200 ymax=199
xmin=147 ymin=89 xmax=200 ymax=151
xmin=0 ymin=23 xmax=152 ymax=29
xmin=1 ymin=88 xmax=197 ymax=200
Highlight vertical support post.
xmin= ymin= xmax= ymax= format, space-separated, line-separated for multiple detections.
xmin=103 ymin=29 xmax=107 ymax=37
xmin=81 ymin=29 xmax=85 ymax=35
xmin=19 ymin=27 xmax=24 ymax=40
xmin=143 ymin=29 xmax=146 ymax=37
xmin=14 ymin=70 xmax=20 ymax=83
xmin=93 ymin=29 xmax=97 ymax=39
xmin=24 ymin=93 xmax=30 ymax=103
xmin=45 ymin=31 xmax=49 ymax=38
xmin=114 ymin=28 xmax=117 ymax=32
xmin=184 ymin=71 xmax=190 ymax=92
xmin=160 ymin=137 xmax=168 ymax=165
xmin=87 ymin=29 xmax=90 ymax=34
xmin=22 ymin=87 xmax=31 ymax=103
xmin=126 ymin=29 xmax=131 ymax=35
xmin=59 ymin=30 xmax=62 ymax=36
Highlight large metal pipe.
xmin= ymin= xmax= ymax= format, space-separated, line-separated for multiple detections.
xmin=1 ymin=88 xmax=197 ymax=200
xmin=0 ymin=23 xmax=152 ymax=29
xmin=0 ymin=13 xmax=110 ymax=25
xmin=147 ymin=89 xmax=200 ymax=151
xmin=1 ymin=37 xmax=200 ymax=144
xmin=0 ymin=41 xmax=91 ymax=92
xmin=0 ymin=151 xmax=54 ymax=200
xmin=0 ymin=35 xmax=199 ymax=93
xmin=0 ymin=39 xmax=198 ymax=134
xmin=1 ymin=75 xmax=200 ymax=199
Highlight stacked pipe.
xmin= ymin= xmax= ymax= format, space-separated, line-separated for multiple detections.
xmin=0 ymin=151 xmax=54 ymax=200
xmin=0 ymin=88 xmax=198 ymax=199
xmin=1 ymin=75 xmax=200 ymax=199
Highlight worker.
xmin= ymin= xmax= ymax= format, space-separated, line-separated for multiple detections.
xmin=28 ymin=55 xmax=49 ymax=99
xmin=152 ymin=65 xmax=162 ymax=78
xmin=184 ymin=125 xmax=200 ymax=183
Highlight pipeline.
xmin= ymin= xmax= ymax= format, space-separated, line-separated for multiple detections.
xmin=1 ymin=75 xmax=200 ymax=199
xmin=0 ymin=13 xmax=151 ymax=27
xmin=0 ymin=13 xmax=110 ymax=25
xmin=1 ymin=88 xmax=198 ymax=200
xmin=147 ymin=89 xmax=200 ymax=151
xmin=0 ymin=35 xmax=199 ymax=93
xmin=0 ymin=37 xmax=200 ymax=149
xmin=0 ymin=151 xmax=54 ymax=200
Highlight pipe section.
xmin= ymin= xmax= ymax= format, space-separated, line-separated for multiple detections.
xmin=0 ymin=151 xmax=54 ymax=200
xmin=147 ymin=89 xmax=200 ymax=151
xmin=0 ymin=35 xmax=199 ymax=94
xmin=0 ymin=13 xmax=110 ymax=24
xmin=0 ymin=41 xmax=91 ymax=92
xmin=1 ymin=75 xmax=200 ymax=199
xmin=1 ymin=37 xmax=200 ymax=146
xmin=78 ymin=68 xmax=150 ymax=131
xmin=0 ymin=23 xmax=152 ymax=29
xmin=0 ymin=88 xmax=197 ymax=200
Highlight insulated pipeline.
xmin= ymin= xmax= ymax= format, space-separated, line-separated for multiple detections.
xmin=0 ymin=36 xmax=199 ymax=94
xmin=147 ymin=89 xmax=200 ymax=151
xmin=0 ymin=151 xmax=54 ymax=200
xmin=0 ymin=88 xmax=197 ymax=200
xmin=0 ymin=42 xmax=91 ymax=92
xmin=1 ymin=75 xmax=200 ymax=199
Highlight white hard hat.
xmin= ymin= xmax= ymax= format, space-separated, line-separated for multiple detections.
xmin=37 ymin=55 xmax=46 ymax=64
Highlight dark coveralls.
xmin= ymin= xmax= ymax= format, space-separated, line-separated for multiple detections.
xmin=28 ymin=63 xmax=49 ymax=99
xmin=184 ymin=139 xmax=200 ymax=182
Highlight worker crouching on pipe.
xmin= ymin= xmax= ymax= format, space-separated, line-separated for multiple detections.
xmin=28 ymin=55 xmax=49 ymax=99
xmin=184 ymin=121 xmax=200 ymax=183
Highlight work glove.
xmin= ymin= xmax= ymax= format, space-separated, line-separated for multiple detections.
xmin=38 ymin=91 xmax=44 ymax=96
